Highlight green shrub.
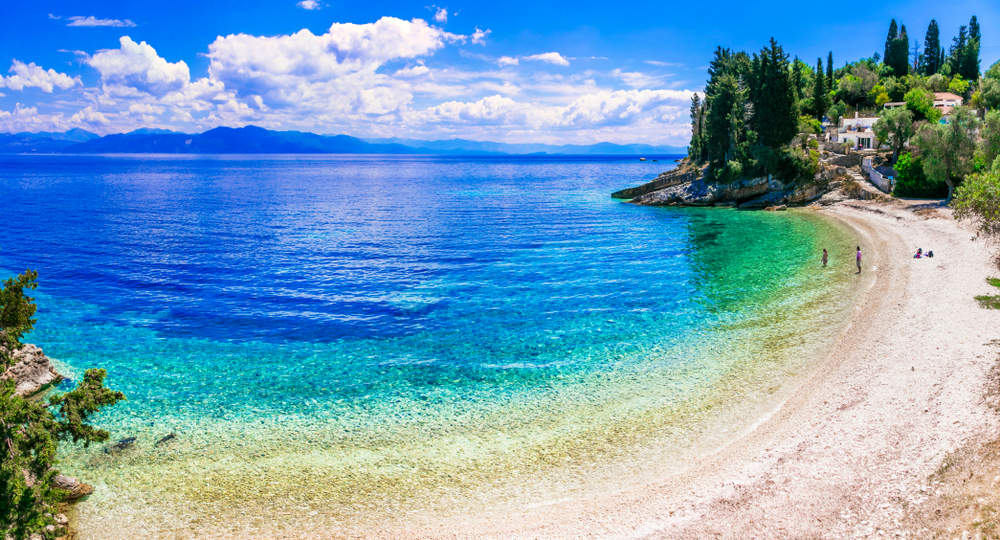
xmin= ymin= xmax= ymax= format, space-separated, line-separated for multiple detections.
xmin=893 ymin=153 xmax=949 ymax=198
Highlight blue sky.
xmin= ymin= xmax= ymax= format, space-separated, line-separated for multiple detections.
xmin=1 ymin=0 xmax=998 ymax=145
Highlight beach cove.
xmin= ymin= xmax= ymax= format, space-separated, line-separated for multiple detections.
xmin=1 ymin=156 xmax=996 ymax=538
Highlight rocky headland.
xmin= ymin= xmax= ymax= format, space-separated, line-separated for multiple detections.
xmin=2 ymin=343 xmax=63 ymax=397
xmin=612 ymin=150 xmax=882 ymax=209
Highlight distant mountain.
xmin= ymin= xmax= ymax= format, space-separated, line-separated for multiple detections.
xmin=126 ymin=127 xmax=184 ymax=135
xmin=0 ymin=125 xmax=687 ymax=155
xmin=362 ymin=137 xmax=687 ymax=155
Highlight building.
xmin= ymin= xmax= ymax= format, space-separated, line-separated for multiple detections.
xmin=827 ymin=112 xmax=878 ymax=149
xmin=883 ymin=92 xmax=964 ymax=121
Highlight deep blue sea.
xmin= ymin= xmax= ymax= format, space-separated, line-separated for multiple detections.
xmin=0 ymin=154 xmax=861 ymax=537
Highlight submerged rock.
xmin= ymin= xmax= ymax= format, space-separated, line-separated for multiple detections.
xmin=53 ymin=474 xmax=94 ymax=501
xmin=155 ymin=433 xmax=177 ymax=446
xmin=1 ymin=344 xmax=63 ymax=397
xmin=104 ymin=437 xmax=137 ymax=454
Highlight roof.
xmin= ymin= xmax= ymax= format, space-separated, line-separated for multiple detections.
xmin=883 ymin=101 xmax=906 ymax=107
xmin=933 ymin=92 xmax=963 ymax=101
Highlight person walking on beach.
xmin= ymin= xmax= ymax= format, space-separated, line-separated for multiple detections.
xmin=856 ymin=246 xmax=862 ymax=273
xmin=822 ymin=248 xmax=828 ymax=267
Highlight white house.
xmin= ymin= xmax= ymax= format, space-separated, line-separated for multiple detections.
xmin=827 ymin=112 xmax=878 ymax=149
xmin=883 ymin=92 xmax=964 ymax=121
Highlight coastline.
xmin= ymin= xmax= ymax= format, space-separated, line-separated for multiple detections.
xmin=352 ymin=199 xmax=1000 ymax=539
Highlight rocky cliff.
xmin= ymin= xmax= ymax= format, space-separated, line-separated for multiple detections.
xmin=613 ymin=158 xmax=847 ymax=209
xmin=2 ymin=343 xmax=63 ymax=397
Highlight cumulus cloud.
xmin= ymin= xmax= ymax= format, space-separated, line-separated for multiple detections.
xmin=70 ymin=106 xmax=110 ymax=126
xmin=0 ymin=60 xmax=80 ymax=92
xmin=433 ymin=7 xmax=448 ymax=23
xmin=67 ymin=16 xmax=137 ymax=27
xmin=297 ymin=0 xmax=323 ymax=9
xmin=497 ymin=56 xmax=519 ymax=67
xmin=523 ymin=52 xmax=570 ymax=66
xmin=86 ymin=37 xmax=191 ymax=97
xmin=471 ymin=27 xmax=490 ymax=46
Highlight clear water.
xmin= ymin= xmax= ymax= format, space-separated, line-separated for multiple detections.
xmin=0 ymin=154 xmax=861 ymax=537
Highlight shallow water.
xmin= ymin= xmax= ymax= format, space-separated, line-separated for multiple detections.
xmin=0 ymin=154 xmax=861 ymax=537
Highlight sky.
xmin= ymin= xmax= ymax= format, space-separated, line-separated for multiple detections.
xmin=0 ymin=0 xmax=998 ymax=145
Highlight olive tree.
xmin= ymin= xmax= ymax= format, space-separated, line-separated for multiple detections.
xmin=916 ymin=106 xmax=981 ymax=202
xmin=873 ymin=106 xmax=914 ymax=164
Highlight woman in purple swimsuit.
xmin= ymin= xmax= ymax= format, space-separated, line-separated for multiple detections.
xmin=856 ymin=246 xmax=862 ymax=273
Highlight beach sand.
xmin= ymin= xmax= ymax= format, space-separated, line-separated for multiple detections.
xmin=351 ymin=199 xmax=1000 ymax=539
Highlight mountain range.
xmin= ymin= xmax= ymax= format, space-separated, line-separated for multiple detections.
xmin=0 ymin=126 xmax=686 ymax=156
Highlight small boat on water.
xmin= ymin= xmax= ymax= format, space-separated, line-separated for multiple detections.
xmin=639 ymin=157 xmax=646 ymax=161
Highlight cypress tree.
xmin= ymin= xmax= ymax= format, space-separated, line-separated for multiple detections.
xmin=792 ymin=56 xmax=804 ymax=99
xmin=922 ymin=20 xmax=941 ymax=75
xmin=884 ymin=19 xmax=899 ymax=65
xmin=948 ymin=25 xmax=968 ymax=78
xmin=827 ymin=52 xmax=834 ymax=88
xmin=889 ymin=24 xmax=910 ymax=76
xmin=751 ymin=38 xmax=798 ymax=149
xmin=813 ymin=57 xmax=828 ymax=122
xmin=963 ymin=16 xmax=981 ymax=80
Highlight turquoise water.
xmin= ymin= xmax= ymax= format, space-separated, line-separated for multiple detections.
xmin=0 ymin=155 xmax=861 ymax=537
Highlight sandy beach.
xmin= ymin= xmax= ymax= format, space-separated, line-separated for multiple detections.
xmin=353 ymin=199 xmax=1000 ymax=540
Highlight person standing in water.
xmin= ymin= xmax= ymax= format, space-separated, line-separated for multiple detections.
xmin=822 ymin=248 xmax=828 ymax=267
xmin=856 ymin=246 xmax=862 ymax=273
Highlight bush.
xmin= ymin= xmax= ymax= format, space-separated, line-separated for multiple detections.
xmin=893 ymin=153 xmax=949 ymax=198
xmin=953 ymin=170 xmax=1000 ymax=244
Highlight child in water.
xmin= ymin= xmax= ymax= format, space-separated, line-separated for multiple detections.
xmin=822 ymin=248 xmax=828 ymax=267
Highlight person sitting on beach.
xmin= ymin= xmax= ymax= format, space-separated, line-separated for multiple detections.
xmin=926 ymin=250 xmax=934 ymax=258
xmin=914 ymin=248 xmax=922 ymax=259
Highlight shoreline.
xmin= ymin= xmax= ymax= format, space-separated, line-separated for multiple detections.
xmin=355 ymin=199 xmax=999 ymax=539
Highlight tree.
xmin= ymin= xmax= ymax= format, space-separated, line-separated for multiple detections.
xmin=688 ymin=93 xmax=704 ymax=163
xmin=792 ymin=57 xmax=804 ymax=99
xmin=905 ymin=88 xmax=943 ymax=123
xmin=0 ymin=271 xmax=125 ymax=540
xmin=979 ymin=109 xmax=1000 ymax=167
xmin=952 ymin=170 xmax=1000 ymax=244
xmin=949 ymin=75 xmax=970 ymax=96
xmin=873 ymin=107 xmax=914 ymax=164
xmin=964 ymin=15 xmax=981 ymax=81
xmin=921 ymin=20 xmax=942 ymax=75
xmin=827 ymin=51 xmax=834 ymax=88
xmin=837 ymin=64 xmax=878 ymax=107
xmin=884 ymin=19 xmax=899 ymax=66
xmin=888 ymin=24 xmax=910 ymax=77
xmin=750 ymin=38 xmax=798 ymax=149
xmin=915 ymin=106 xmax=980 ymax=202
xmin=948 ymin=25 xmax=968 ymax=79
xmin=827 ymin=101 xmax=847 ymax=128
xmin=893 ymin=153 xmax=948 ymax=198
xmin=812 ymin=57 xmax=828 ymax=122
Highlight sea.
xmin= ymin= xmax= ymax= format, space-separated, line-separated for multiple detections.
xmin=0 ymin=154 xmax=862 ymax=538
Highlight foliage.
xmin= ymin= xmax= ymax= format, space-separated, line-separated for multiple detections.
xmin=905 ymin=88 xmax=943 ymax=123
xmin=886 ymin=22 xmax=911 ymax=77
xmin=0 ymin=271 xmax=38 ymax=370
xmin=921 ymin=19 xmax=943 ymax=76
xmin=750 ymin=38 xmax=799 ymax=149
xmin=798 ymin=115 xmax=821 ymax=135
xmin=979 ymin=110 xmax=1000 ymax=167
xmin=0 ymin=271 xmax=125 ymax=540
xmin=953 ymin=170 xmax=1000 ymax=243
xmin=949 ymin=75 xmax=970 ymax=96
xmin=827 ymin=101 xmax=847 ymax=127
xmin=916 ymin=106 xmax=981 ymax=201
xmin=926 ymin=73 xmax=948 ymax=92
xmin=947 ymin=17 xmax=981 ymax=81
xmin=812 ymin=57 xmax=828 ymax=121
xmin=973 ymin=78 xmax=1000 ymax=112
xmin=893 ymin=153 xmax=948 ymax=198
xmin=987 ymin=60 xmax=1000 ymax=81
xmin=873 ymin=106 xmax=914 ymax=163
xmin=838 ymin=64 xmax=879 ymax=107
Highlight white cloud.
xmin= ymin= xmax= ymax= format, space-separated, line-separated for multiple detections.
xmin=433 ymin=7 xmax=448 ymax=23
xmin=67 ymin=16 xmax=137 ymax=27
xmin=498 ymin=56 xmax=519 ymax=66
xmin=70 ymin=106 xmax=110 ymax=127
xmin=471 ymin=27 xmax=490 ymax=46
xmin=48 ymin=14 xmax=61 ymax=20
xmin=0 ymin=60 xmax=80 ymax=92
xmin=297 ymin=0 xmax=323 ymax=9
xmin=611 ymin=68 xmax=668 ymax=89
xmin=523 ymin=52 xmax=570 ymax=66
xmin=86 ymin=36 xmax=191 ymax=97
xmin=644 ymin=60 xmax=683 ymax=67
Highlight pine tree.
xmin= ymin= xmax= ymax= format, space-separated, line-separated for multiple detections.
xmin=962 ymin=16 xmax=981 ymax=80
xmin=884 ymin=19 xmax=899 ymax=65
xmin=689 ymin=94 xmax=704 ymax=163
xmin=813 ymin=57 xmax=828 ymax=122
xmin=921 ymin=20 xmax=941 ymax=75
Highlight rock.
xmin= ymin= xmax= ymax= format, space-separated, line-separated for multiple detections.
xmin=54 ymin=514 xmax=68 ymax=526
xmin=53 ymin=475 xmax=95 ymax=501
xmin=612 ymin=163 xmax=705 ymax=199
xmin=104 ymin=437 xmax=137 ymax=454
xmin=1 ymin=344 xmax=63 ymax=397
xmin=155 ymin=433 xmax=177 ymax=446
